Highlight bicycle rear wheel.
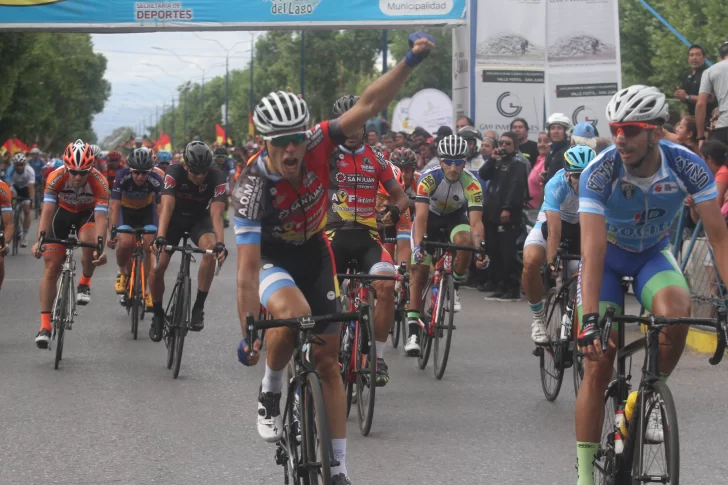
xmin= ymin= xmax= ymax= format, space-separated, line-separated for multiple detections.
xmin=631 ymin=381 xmax=679 ymax=485
xmin=391 ymin=304 xmax=402 ymax=348
xmin=433 ymin=275 xmax=455 ymax=380
xmin=573 ymin=340 xmax=585 ymax=397
xmin=339 ymin=320 xmax=354 ymax=418
xmin=131 ymin=258 xmax=142 ymax=340
xmin=172 ymin=277 xmax=190 ymax=379
xmin=12 ymin=210 xmax=21 ymax=256
xmin=301 ymin=371 xmax=333 ymax=485
xmin=54 ymin=273 xmax=71 ymax=370
xmin=540 ymin=287 xmax=565 ymax=401
xmin=593 ymin=371 xmax=625 ymax=485
xmin=356 ymin=303 xmax=376 ymax=436
xmin=418 ymin=280 xmax=433 ymax=370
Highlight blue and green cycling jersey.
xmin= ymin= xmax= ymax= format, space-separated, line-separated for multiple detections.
xmin=579 ymin=140 xmax=716 ymax=252
xmin=539 ymin=168 xmax=579 ymax=224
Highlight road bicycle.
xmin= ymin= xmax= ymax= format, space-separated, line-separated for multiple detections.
xmin=37 ymin=226 xmax=103 ymax=369
xmin=593 ymin=306 xmax=727 ymax=485
xmin=113 ymin=224 xmax=157 ymax=340
xmin=534 ymin=240 xmax=582 ymax=400
xmin=246 ymin=309 xmax=362 ymax=485
xmin=156 ymin=232 xmax=222 ymax=379
xmin=379 ymin=237 xmax=409 ymax=350
xmin=11 ymin=197 xmax=31 ymax=255
xmin=417 ymin=235 xmax=486 ymax=379
xmin=337 ymin=261 xmax=405 ymax=436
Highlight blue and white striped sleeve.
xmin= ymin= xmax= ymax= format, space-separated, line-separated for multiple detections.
xmin=235 ymin=216 xmax=262 ymax=245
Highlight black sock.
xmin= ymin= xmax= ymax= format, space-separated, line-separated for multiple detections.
xmin=454 ymin=282 xmax=460 ymax=290
xmin=193 ymin=290 xmax=208 ymax=311
xmin=153 ymin=302 xmax=164 ymax=317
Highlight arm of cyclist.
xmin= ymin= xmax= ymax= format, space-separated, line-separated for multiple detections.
xmin=236 ymin=238 xmax=263 ymax=366
xmin=545 ymin=210 xmax=562 ymax=269
xmin=337 ymin=33 xmax=434 ymax=137
xmin=27 ymin=183 xmax=35 ymax=209
xmin=154 ymin=194 xmax=175 ymax=253
xmin=92 ymin=211 xmax=108 ymax=265
xmin=469 ymin=209 xmax=488 ymax=269
xmin=578 ymin=212 xmax=610 ymax=361
xmin=32 ymin=189 xmax=58 ymax=258
xmin=107 ymin=199 xmax=121 ymax=249
xmin=379 ymin=178 xmax=409 ymax=226
xmin=695 ymin=198 xmax=728 ymax=286
xmin=0 ymin=212 xmax=12 ymax=255
xmin=412 ymin=201 xmax=430 ymax=263
xmin=209 ymin=200 xmax=227 ymax=263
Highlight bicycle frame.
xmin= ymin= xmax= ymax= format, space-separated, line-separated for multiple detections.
xmin=421 ymin=250 xmax=452 ymax=336
xmin=51 ymin=245 xmax=78 ymax=330
xmin=127 ymin=233 xmax=148 ymax=302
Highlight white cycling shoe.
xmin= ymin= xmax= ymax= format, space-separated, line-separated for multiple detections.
xmin=531 ymin=319 xmax=549 ymax=344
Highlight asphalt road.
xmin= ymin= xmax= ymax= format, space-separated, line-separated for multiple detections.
xmin=1 ymin=220 xmax=727 ymax=485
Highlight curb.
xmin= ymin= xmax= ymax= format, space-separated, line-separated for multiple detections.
xmin=639 ymin=324 xmax=717 ymax=354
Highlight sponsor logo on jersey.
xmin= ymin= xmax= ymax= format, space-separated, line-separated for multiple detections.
xmin=621 ymin=182 xmax=635 ymax=200
xmin=214 ymin=184 xmax=226 ymax=198
xmin=335 ymin=189 xmax=348 ymax=203
xmin=418 ymin=174 xmax=436 ymax=195
xmin=199 ymin=184 xmax=207 ymax=193
xmin=164 ymin=174 xmax=176 ymax=190
xmin=473 ymin=193 xmax=482 ymax=204
xmin=361 ymin=164 xmax=376 ymax=173
xmin=654 ymin=182 xmax=678 ymax=194
xmin=586 ymin=156 xmax=616 ymax=192
xmin=307 ymin=124 xmax=324 ymax=149
xmin=674 ymin=155 xmax=710 ymax=190
xmin=362 ymin=157 xmax=371 ymax=166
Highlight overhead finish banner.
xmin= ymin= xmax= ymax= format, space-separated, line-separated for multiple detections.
xmin=474 ymin=0 xmax=545 ymax=140
xmin=0 ymin=0 xmax=466 ymax=30
xmin=544 ymin=0 xmax=621 ymax=132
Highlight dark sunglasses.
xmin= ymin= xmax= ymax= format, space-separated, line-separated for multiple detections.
xmin=609 ymin=122 xmax=656 ymax=138
xmin=499 ymin=140 xmax=513 ymax=146
xmin=441 ymin=158 xmax=466 ymax=167
xmin=68 ymin=169 xmax=90 ymax=176
xmin=132 ymin=169 xmax=150 ymax=175
xmin=267 ymin=132 xmax=307 ymax=148
xmin=188 ymin=167 xmax=209 ymax=175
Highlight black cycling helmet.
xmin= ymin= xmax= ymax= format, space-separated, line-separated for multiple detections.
xmin=390 ymin=147 xmax=417 ymax=169
xmin=184 ymin=141 xmax=213 ymax=173
xmin=457 ymin=126 xmax=482 ymax=142
xmin=332 ymin=95 xmax=360 ymax=117
xmin=127 ymin=148 xmax=155 ymax=171
xmin=213 ymin=146 xmax=228 ymax=157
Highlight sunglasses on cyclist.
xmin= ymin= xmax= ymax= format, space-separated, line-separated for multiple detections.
xmin=131 ymin=169 xmax=150 ymax=175
xmin=188 ymin=167 xmax=209 ymax=175
xmin=68 ymin=169 xmax=90 ymax=176
xmin=265 ymin=132 xmax=307 ymax=148
xmin=609 ymin=122 xmax=656 ymax=138
xmin=441 ymin=158 xmax=466 ymax=167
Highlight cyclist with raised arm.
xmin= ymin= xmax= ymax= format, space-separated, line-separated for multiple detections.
xmin=522 ymin=145 xmax=594 ymax=344
xmin=5 ymin=153 xmax=36 ymax=247
xmin=327 ymin=94 xmax=409 ymax=387
xmin=31 ymin=140 xmax=109 ymax=348
xmin=147 ymin=141 xmax=228 ymax=342
xmin=234 ymin=32 xmax=435 ymax=485
xmin=108 ymin=148 xmax=163 ymax=310
xmin=0 ymin=179 xmax=14 ymax=290
xmin=574 ymin=85 xmax=728 ymax=485
xmin=405 ymin=135 xmax=487 ymax=356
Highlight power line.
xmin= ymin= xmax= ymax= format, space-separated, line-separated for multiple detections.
xmin=98 ymin=49 xmax=251 ymax=60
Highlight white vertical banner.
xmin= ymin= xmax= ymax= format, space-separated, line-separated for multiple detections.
xmin=474 ymin=0 xmax=546 ymax=139
xmin=452 ymin=23 xmax=470 ymax=120
xmin=544 ymin=0 xmax=621 ymax=132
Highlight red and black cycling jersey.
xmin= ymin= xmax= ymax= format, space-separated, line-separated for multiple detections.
xmin=326 ymin=143 xmax=395 ymax=232
xmin=233 ymin=120 xmax=345 ymax=247
xmin=162 ymin=163 xmax=227 ymax=218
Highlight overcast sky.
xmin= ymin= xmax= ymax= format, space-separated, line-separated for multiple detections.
xmin=91 ymin=31 xmax=260 ymax=141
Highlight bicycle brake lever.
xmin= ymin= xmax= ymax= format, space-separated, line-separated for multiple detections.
xmin=245 ymin=312 xmax=257 ymax=356
xmin=709 ymin=307 xmax=727 ymax=365
xmin=600 ymin=307 xmax=616 ymax=353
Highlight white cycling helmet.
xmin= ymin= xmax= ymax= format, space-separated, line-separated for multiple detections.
xmin=30 ymin=147 xmax=40 ymax=155
xmin=253 ymin=91 xmax=309 ymax=135
xmin=437 ymin=135 xmax=469 ymax=159
xmin=606 ymin=85 xmax=669 ymax=124
xmin=89 ymin=144 xmax=102 ymax=158
xmin=12 ymin=153 xmax=27 ymax=164
xmin=545 ymin=113 xmax=572 ymax=130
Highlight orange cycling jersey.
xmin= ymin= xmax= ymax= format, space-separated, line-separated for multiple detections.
xmin=0 ymin=180 xmax=12 ymax=215
xmin=376 ymin=163 xmax=412 ymax=238
xmin=44 ymin=167 xmax=109 ymax=214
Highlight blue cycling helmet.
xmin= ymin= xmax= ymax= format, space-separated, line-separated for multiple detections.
xmin=564 ymin=144 xmax=596 ymax=173
xmin=52 ymin=159 xmax=64 ymax=169
xmin=572 ymin=122 xmax=597 ymax=138
xmin=157 ymin=150 xmax=173 ymax=162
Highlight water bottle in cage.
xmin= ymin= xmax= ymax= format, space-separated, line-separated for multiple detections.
xmin=561 ymin=299 xmax=574 ymax=341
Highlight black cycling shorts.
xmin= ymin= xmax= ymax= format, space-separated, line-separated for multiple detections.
xmin=166 ymin=212 xmax=214 ymax=247
xmin=540 ymin=220 xmax=581 ymax=255
xmin=259 ymin=233 xmax=341 ymax=334
xmin=51 ymin=207 xmax=95 ymax=240
xmin=380 ymin=225 xmax=397 ymax=243
xmin=422 ymin=210 xmax=470 ymax=244
xmin=119 ymin=205 xmax=157 ymax=229
xmin=327 ymin=228 xmax=394 ymax=276
xmin=13 ymin=186 xmax=30 ymax=200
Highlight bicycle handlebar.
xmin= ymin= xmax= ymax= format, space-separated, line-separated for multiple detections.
xmin=153 ymin=244 xmax=224 ymax=275
xmin=112 ymin=225 xmax=158 ymax=238
xmin=421 ymin=236 xmax=486 ymax=254
xmin=600 ymin=306 xmax=728 ymax=365
xmin=338 ymin=262 xmax=409 ymax=283
xmin=245 ymin=310 xmax=362 ymax=357
xmin=38 ymin=230 xmax=103 ymax=254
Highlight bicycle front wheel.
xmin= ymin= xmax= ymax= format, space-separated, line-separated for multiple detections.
xmin=172 ymin=277 xmax=191 ymax=379
xmin=540 ymin=287 xmax=565 ymax=401
xmin=54 ymin=273 xmax=71 ymax=370
xmin=631 ymin=381 xmax=679 ymax=485
xmin=339 ymin=321 xmax=353 ymax=418
xmin=356 ymin=303 xmax=376 ymax=436
xmin=391 ymin=304 xmax=402 ymax=349
xmin=418 ymin=279 xmax=433 ymax=370
xmin=131 ymin=259 xmax=142 ymax=340
xmin=593 ymin=370 xmax=624 ymax=485
xmin=12 ymin=210 xmax=21 ymax=256
xmin=433 ymin=275 xmax=455 ymax=380
xmin=164 ymin=283 xmax=180 ymax=370
xmin=301 ymin=371 xmax=333 ymax=485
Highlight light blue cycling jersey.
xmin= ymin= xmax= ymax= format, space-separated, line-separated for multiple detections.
xmin=538 ymin=168 xmax=579 ymax=224
xmin=579 ymin=140 xmax=716 ymax=252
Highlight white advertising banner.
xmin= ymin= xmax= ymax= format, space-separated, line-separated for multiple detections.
xmin=391 ymin=98 xmax=412 ymax=133
xmin=474 ymin=0 xmax=546 ymax=139
xmin=407 ymin=89 xmax=454 ymax=135
xmin=452 ymin=23 xmax=470 ymax=120
xmin=544 ymin=0 xmax=621 ymax=131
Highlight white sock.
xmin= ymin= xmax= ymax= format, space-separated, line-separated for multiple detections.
xmin=261 ymin=363 xmax=283 ymax=394
xmin=331 ymin=438 xmax=347 ymax=476
xmin=376 ymin=340 xmax=386 ymax=359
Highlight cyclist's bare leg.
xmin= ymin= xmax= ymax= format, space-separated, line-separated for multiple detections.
xmin=312 ymin=333 xmax=347 ymax=438
xmin=195 ymin=233 xmax=217 ymax=292
xmin=407 ymin=263 xmax=429 ymax=312
xmin=651 ymin=286 xmax=691 ymax=376
xmin=116 ymin=233 xmax=134 ymax=274
xmin=0 ymin=257 xmax=4 ymax=290
xmin=142 ymin=234 xmax=154 ymax=293
xmin=396 ymin=240 xmax=411 ymax=269
xmin=149 ymin=250 xmax=171 ymax=303
xmin=452 ymin=230 xmax=472 ymax=275
xmin=79 ymin=226 xmax=98 ymax=280
xmin=22 ymin=202 xmax=31 ymax=231
xmin=575 ymin=330 xmax=618 ymax=442
xmin=522 ymin=245 xmax=546 ymax=305
xmin=40 ymin=250 xmax=64 ymax=313
xmin=372 ymin=278 xmax=395 ymax=342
